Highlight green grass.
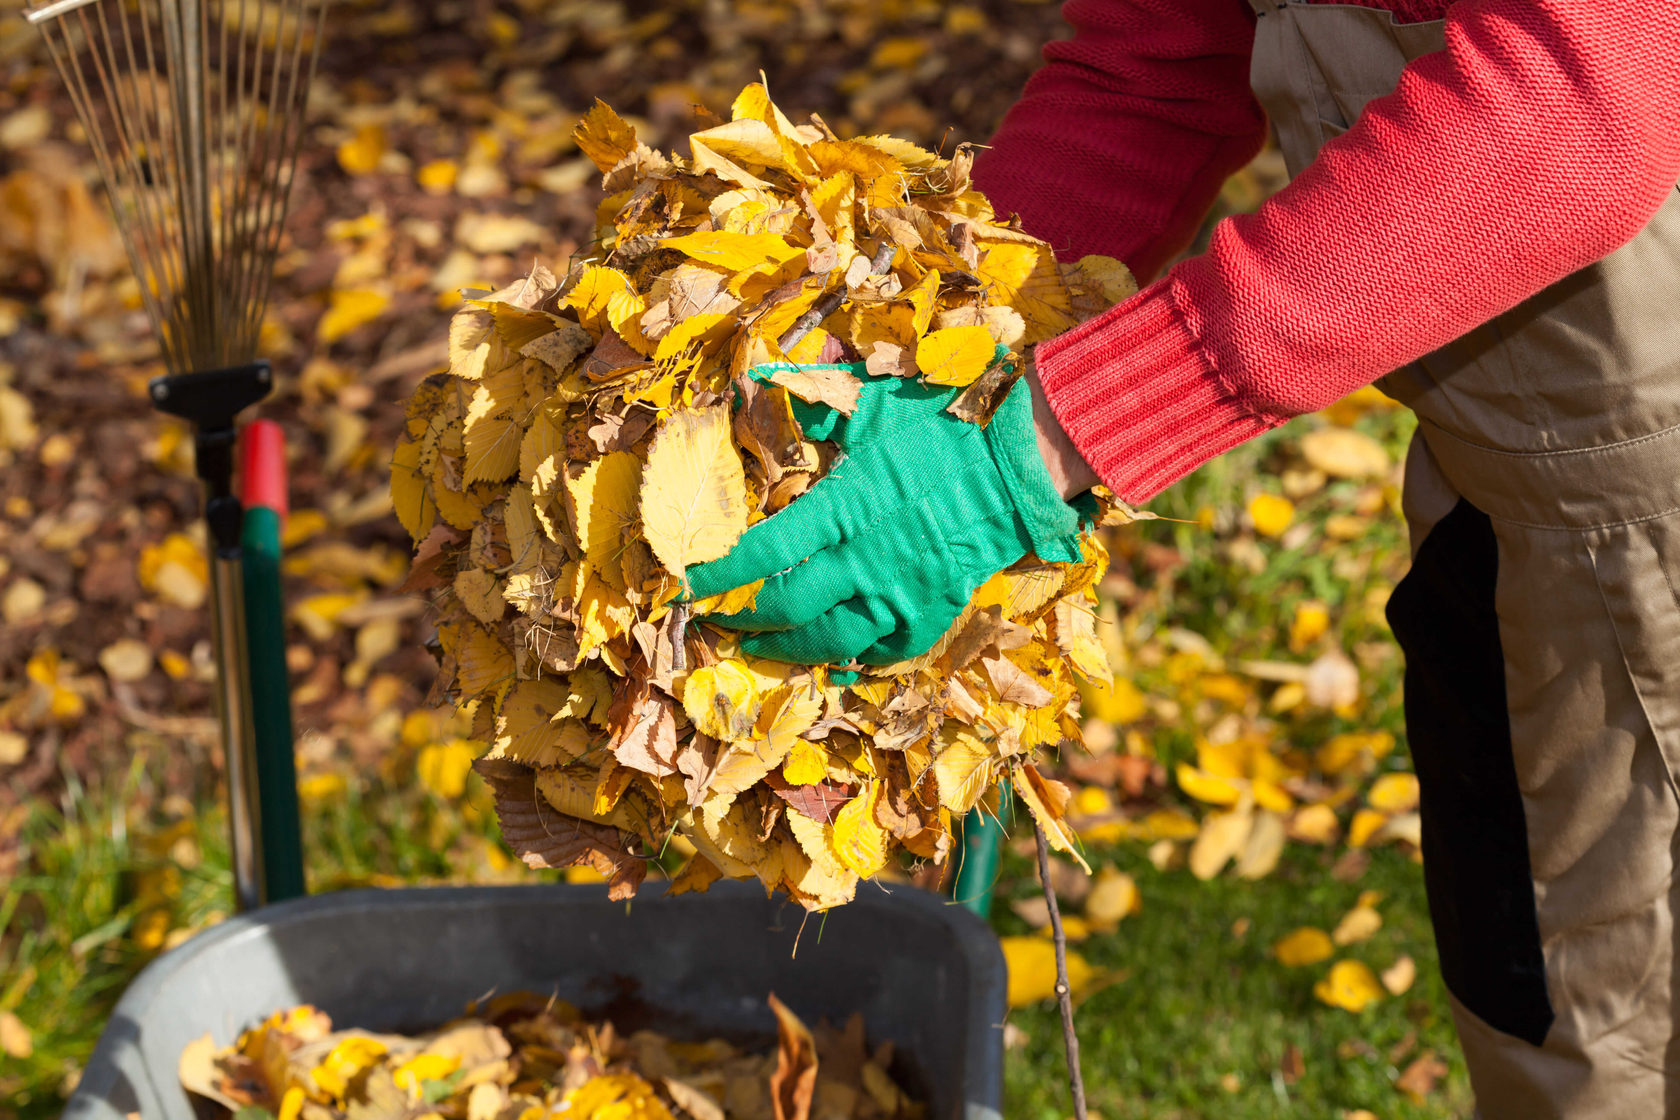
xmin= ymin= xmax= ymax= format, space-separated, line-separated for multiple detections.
xmin=997 ymin=844 xmax=1471 ymax=1119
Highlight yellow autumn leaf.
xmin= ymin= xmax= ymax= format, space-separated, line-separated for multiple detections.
xmin=660 ymin=230 xmax=805 ymax=277
xmin=1137 ymin=808 xmax=1201 ymax=841
xmin=1084 ymin=867 xmax=1140 ymax=930
xmin=974 ymin=241 xmax=1076 ymax=343
xmin=562 ymin=1072 xmax=675 ymax=1120
xmin=1079 ymin=676 xmax=1147 ymax=723
xmin=1314 ymin=959 xmax=1385 ymax=1012
xmin=1013 ymin=762 xmax=1089 ymax=873
xmin=393 ymin=1052 xmax=460 ymax=1097
xmin=929 ymin=726 xmax=994 ymax=813
xmin=782 ymin=739 xmax=830 ymax=785
xmin=336 ymin=124 xmax=386 ymax=176
xmin=416 ymin=158 xmax=457 ymax=194
xmin=390 ymin=440 xmax=437 ymax=541
xmin=1289 ymin=600 xmax=1330 ymax=651
xmin=1332 ymin=904 xmax=1383 ymax=946
xmin=138 ymin=532 xmax=209 ymax=609
xmin=1368 ymin=772 xmax=1420 ymax=813
xmin=652 ymin=310 xmax=734 ymax=377
xmin=576 ymin=574 xmax=635 ymax=657
xmin=1073 ymin=785 xmax=1112 ymax=817
xmin=1066 ymin=254 xmax=1138 ymax=304
xmin=682 ymin=661 xmax=760 ymax=741
xmin=640 ymin=406 xmax=749 ymax=579
xmin=1250 ymin=779 xmax=1293 ymax=815
xmin=756 ymin=682 xmax=824 ymax=754
xmin=1273 ymin=926 xmax=1334 ymax=967
xmin=830 ymin=784 xmax=890 ymax=878
xmin=563 ymin=265 xmax=649 ymax=350
xmin=782 ymin=807 xmax=860 ymax=910
xmin=1288 ymin=803 xmax=1340 ymax=845
xmin=311 ymin=1035 xmax=389 ymax=1101
xmin=691 ymin=578 xmax=764 ymax=616
xmin=916 ymin=325 xmax=996 ymax=387
xmin=489 ymin=680 xmax=587 ymax=767
xmin=450 ymin=621 xmax=515 ymax=698
xmin=573 ymin=99 xmax=640 ymax=172
xmin=1236 ymin=809 xmax=1287 ymax=879
xmin=417 ymin=739 xmax=478 ymax=800
xmin=1347 ymin=807 xmax=1388 ymax=848
xmin=567 ymin=451 xmax=642 ymax=591
xmin=1248 ymin=493 xmax=1294 ymax=538
xmin=1300 ymin=427 xmax=1390 ymax=480
xmin=1044 ymin=915 xmax=1094 ymax=941
xmin=1315 ymin=731 xmax=1395 ymax=777
xmin=453 ymin=568 xmax=504 ymax=626
xmin=319 ymin=288 xmax=389 ymax=343
xmin=1189 ymin=807 xmax=1253 ymax=880
xmin=1000 ymin=936 xmax=1094 ymax=1008
xmin=0 ymin=1012 xmax=31 ymax=1061
xmin=1176 ymin=762 xmax=1243 ymax=807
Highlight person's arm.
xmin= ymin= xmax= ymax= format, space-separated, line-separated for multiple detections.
xmin=973 ymin=0 xmax=1268 ymax=282
xmin=1034 ymin=0 xmax=1680 ymax=503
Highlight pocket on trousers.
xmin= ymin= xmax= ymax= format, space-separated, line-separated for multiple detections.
xmin=1385 ymin=498 xmax=1555 ymax=1046
xmin=1586 ymin=517 xmax=1680 ymax=803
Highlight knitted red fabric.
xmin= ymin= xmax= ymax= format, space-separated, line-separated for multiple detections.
xmin=974 ymin=0 xmax=1680 ymax=503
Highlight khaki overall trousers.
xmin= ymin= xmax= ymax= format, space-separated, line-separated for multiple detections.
xmin=1247 ymin=2 xmax=1680 ymax=1115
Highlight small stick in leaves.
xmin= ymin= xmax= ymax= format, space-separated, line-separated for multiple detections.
xmin=1035 ymin=820 xmax=1089 ymax=1120
xmin=672 ymin=240 xmax=898 ymax=663
xmin=778 ymin=240 xmax=897 ymax=354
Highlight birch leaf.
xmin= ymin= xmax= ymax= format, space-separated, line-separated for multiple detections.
xmin=916 ymin=325 xmax=995 ymax=387
xmin=640 ymin=406 xmax=748 ymax=578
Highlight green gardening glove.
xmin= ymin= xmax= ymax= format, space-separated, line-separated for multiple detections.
xmin=686 ymin=357 xmax=1087 ymax=667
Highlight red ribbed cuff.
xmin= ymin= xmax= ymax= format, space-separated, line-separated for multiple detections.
xmin=1034 ymin=277 xmax=1284 ymax=504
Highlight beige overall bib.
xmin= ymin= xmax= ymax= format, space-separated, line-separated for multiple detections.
xmin=1246 ymin=2 xmax=1680 ymax=1115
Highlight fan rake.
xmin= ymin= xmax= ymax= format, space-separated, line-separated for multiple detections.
xmin=27 ymin=0 xmax=330 ymax=909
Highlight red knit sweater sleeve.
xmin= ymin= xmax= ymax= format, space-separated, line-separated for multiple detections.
xmin=1032 ymin=0 xmax=1680 ymax=503
xmin=971 ymin=0 xmax=1268 ymax=284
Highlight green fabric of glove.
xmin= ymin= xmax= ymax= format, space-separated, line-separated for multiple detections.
xmin=686 ymin=356 xmax=1086 ymax=666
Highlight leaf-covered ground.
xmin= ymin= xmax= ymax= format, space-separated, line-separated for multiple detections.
xmin=0 ymin=1 xmax=1471 ymax=1117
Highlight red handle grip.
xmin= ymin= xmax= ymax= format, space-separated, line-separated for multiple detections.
xmin=240 ymin=418 xmax=288 ymax=521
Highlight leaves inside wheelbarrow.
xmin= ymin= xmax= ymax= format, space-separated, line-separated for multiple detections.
xmin=180 ymin=994 xmax=925 ymax=1120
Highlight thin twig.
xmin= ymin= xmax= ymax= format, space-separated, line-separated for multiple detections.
xmin=777 ymin=240 xmax=896 ymax=353
xmin=668 ymin=601 xmax=690 ymax=672
xmin=1034 ymin=820 xmax=1089 ymax=1120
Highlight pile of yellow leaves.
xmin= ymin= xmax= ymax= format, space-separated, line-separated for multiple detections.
xmin=393 ymin=84 xmax=1139 ymax=910
xmin=180 ymin=993 xmax=922 ymax=1120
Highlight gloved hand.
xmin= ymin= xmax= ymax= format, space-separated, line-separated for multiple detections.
xmin=686 ymin=356 xmax=1088 ymax=667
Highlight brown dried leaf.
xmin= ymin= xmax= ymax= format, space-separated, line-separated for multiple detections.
xmin=946 ymin=356 xmax=1023 ymax=428
xmin=768 ymin=994 xmax=818 ymax=1120
xmin=768 ymin=364 xmax=861 ymax=416
xmin=980 ymin=652 xmax=1054 ymax=707
xmin=768 ymin=772 xmax=856 ymax=825
xmin=1395 ymin=1051 xmax=1449 ymax=1102
xmin=475 ymin=759 xmax=647 ymax=899
xmin=609 ymin=682 xmax=680 ymax=778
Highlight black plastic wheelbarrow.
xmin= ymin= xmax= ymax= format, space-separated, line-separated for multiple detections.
xmin=63 ymin=881 xmax=1007 ymax=1120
